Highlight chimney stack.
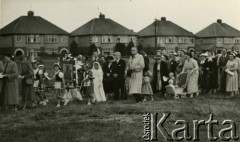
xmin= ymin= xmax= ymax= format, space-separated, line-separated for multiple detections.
xmin=99 ymin=13 xmax=105 ymax=19
xmin=161 ymin=17 xmax=166 ymax=21
xmin=217 ymin=19 xmax=222 ymax=24
xmin=28 ymin=11 xmax=34 ymax=17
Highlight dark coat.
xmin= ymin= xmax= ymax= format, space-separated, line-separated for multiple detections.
xmin=169 ymin=58 xmax=178 ymax=74
xmin=21 ymin=60 xmax=35 ymax=101
xmin=205 ymin=58 xmax=218 ymax=89
xmin=2 ymin=60 xmax=19 ymax=105
xmin=111 ymin=59 xmax=126 ymax=78
xmin=102 ymin=62 xmax=114 ymax=93
xmin=152 ymin=61 xmax=169 ymax=93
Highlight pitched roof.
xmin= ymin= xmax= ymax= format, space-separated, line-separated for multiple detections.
xmin=196 ymin=19 xmax=240 ymax=38
xmin=0 ymin=11 xmax=69 ymax=35
xmin=137 ymin=17 xmax=194 ymax=37
xmin=71 ymin=13 xmax=136 ymax=36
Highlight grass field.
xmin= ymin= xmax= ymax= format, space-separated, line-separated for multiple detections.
xmin=0 ymin=93 xmax=240 ymax=142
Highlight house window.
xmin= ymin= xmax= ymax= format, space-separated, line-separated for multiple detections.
xmin=166 ymin=37 xmax=175 ymax=43
xmin=89 ymin=36 xmax=98 ymax=43
xmin=157 ymin=37 xmax=162 ymax=43
xmin=15 ymin=36 xmax=22 ymax=42
xmin=178 ymin=37 xmax=188 ymax=44
xmin=235 ymin=37 xmax=240 ymax=44
xmin=190 ymin=38 xmax=195 ymax=43
xmin=224 ymin=38 xmax=234 ymax=44
xmin=61 ymin=36 xmax=68 ymax=42
xmin=27 ymin=35 xmax=40 ymax=43
xmin=117 ymin=36 xmax=128 ymax=43
xmin=45 ymin=35 xmax=57 ymax=43
xmin=102 ymin=36 xmax=113 ymax=43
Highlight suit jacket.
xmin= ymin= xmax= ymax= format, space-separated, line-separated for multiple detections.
xmin=218 ymin=54 xmax=229 ymax=67
xmin=152 ymin=61 xmax=169 ymax=92
xmin=102 ymin=62 xmax=114 ymax=79
xmin=111 ymin=59 xmax=126 ymax=78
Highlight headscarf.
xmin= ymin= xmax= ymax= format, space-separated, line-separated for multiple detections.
xmin=91 ymin=62 xmax=103 ymax=74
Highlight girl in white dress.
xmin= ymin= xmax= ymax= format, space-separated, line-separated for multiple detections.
xmin=91 ymin=62 xmax=106 ymax=102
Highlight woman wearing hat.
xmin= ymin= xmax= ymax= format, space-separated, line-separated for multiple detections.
xmin=1 ymin=54 xmax=19 ymax=111
xmin=102 ymin=55 xmax=114 ymax=99
xmin=152 ymin=54 xmax=169 ymax=96
xmin=205 ymin=51 xmax=218 ymax=94
xmin=225 ymin=52 xmax=238 ymax=96
xmin=182 ymin=52 xmax=199 ymax=97
xmin=198 ymin=53 xmax=208 ymax=94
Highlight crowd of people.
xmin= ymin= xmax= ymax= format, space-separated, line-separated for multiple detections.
xmin=0 ymin=47 xmax=239 ymax=111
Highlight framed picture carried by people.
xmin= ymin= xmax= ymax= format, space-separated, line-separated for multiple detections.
xmin=61 ymin=61 xmax=76 ymax=87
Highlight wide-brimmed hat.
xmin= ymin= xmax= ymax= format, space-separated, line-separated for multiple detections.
xmin=106 ymin=55 xmax=114 ymax=61
xmin=54 ymin=63 xmax=61 ymax=69
xmin=200 ymin=53 xmax=208 ymax=57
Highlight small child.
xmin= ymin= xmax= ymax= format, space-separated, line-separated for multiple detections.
xmin=142 ymin=70 xmax=154 ymax=101
xmin=33 ymin=64 xmax=49 ymax=106
xmin=168 ymin=79 xmax=184 ymax=99
xmin=52 ymin=63 xmax=68 ymax=107
xmin=82 ymin=64 xmax=95 ymax=105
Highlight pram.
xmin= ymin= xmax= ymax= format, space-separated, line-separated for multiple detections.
xmin=165 ymin=69 xmax=198 ymax=99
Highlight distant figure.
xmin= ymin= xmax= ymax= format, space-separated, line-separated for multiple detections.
xmin=217 ymin=49 xmax=229 ymax=93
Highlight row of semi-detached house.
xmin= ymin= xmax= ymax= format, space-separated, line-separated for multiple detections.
xmin=0 ymin=11 xmax=240 ymax=59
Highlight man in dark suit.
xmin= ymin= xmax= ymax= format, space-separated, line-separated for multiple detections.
xmin=112 ymin=52 xmax=126 ymax=100
xmin=217 ymin=49 xmax=229 ymax=93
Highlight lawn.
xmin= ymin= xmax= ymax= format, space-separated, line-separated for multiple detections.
xmin=0 ymin=93 xmax=240 ymax=142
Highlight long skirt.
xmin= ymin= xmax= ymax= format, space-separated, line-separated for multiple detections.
xmin=186 ymin=71 xmax=199 ymax=94
xmin=226 ymin=71 xmax=238 ymax=92
xmin=22 ymin=83 xmax=35 ymax=102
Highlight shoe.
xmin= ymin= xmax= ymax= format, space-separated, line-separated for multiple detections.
xmin=56 ymin=104 xmax=60 ymax=108
xmin=143 ymin=98 xmax=147 ymax=102
xmin=45 ymin=99 xmax=49 ymax=103
xmin=190 ymin=94 xmax=193 ymax=98
xmin=87 ymin=102 xmax=91 ymax=106
xmin=92 ymin=99 xmax=96 ymax=103
xmin=64 ymin=99 xmax=69 ymax=106
xmin=39 ymin=101 xmax=44 ymax=105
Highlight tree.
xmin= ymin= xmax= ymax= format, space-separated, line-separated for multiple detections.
xmin=115 ymin=43 xmax=126 ymax=55
xmin=69 ymin=40 xmax=79 ymax=57
xmin=126 ymin=40 xmax=135 ymax=55
xmin=87 ymin=43 xmax=97 ymax=57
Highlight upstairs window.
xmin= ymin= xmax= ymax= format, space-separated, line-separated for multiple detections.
xmin=15 ymin=36 xmax=22 ymax=42
xmin=190 ymin=38 xmax=195 ymax=43
xmin=45 ymin=35 xmax=57 ymax=43
xmin=27 ymin=35 xmax=40 ymax=43
xmin=117 ymin=36 xmax=128 ymax=43
xmin=61 ymin=36 xmax=68 ymax=42
xmin=157 ymin=37 xmax=162 ymax=43
xmin=89 ymin=36 xmax=98 ymax=43
xmin=179 ymin=37 xmax=188 ymax=43
xmin=224 ymin=38 xmax=234 ymax=44
xmin=102 ymin=36 xmax=113 ymax=43
xmin=235 ymin=37 xmax=240 ymax=44
xmin=166 ymin=37 xmax=176 ymax=43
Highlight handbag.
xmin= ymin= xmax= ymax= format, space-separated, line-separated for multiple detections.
xmin=25 ymin=77 xmax=34 ymax=85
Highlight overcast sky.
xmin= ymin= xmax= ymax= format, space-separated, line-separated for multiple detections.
xmin=1 ymin=0 xmax=240 ymax=34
